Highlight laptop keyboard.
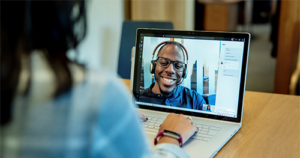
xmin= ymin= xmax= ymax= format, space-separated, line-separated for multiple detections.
xmin=142 ymin=115 xmax=222 ymax=142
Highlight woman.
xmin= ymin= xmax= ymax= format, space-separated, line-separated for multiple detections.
xmin=0 ymin=1 xmax=197 ymax=158
xmin=206 ymin=105 xmax=212 ymax=112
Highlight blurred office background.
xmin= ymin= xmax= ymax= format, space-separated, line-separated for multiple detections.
xmin=69 ymin=0 xmax=299 ymax=95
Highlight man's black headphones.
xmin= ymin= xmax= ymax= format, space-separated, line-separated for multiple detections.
xmin=150 ymin=41 xmax=189 ymax=79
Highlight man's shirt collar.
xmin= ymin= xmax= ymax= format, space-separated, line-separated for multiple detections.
xmin=147 ymin=83 xmax=178 ymax=98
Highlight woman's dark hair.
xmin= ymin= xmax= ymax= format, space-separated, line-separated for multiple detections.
xmin=0 ymin=1 xmax=87 ymax=125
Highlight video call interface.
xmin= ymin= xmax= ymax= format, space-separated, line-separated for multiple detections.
xmin=134 ymin=34 xmax=245 ymax=118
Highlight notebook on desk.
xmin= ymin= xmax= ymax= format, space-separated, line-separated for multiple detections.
xmin=131 ymin=29 xmax=251 ymax=158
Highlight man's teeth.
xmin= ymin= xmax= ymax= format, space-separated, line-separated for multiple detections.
xmin=163 ymin=78 xmax=173 ymax=83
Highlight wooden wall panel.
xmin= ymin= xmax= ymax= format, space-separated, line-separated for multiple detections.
xmin=199 ymin=0 xmax=241 ymax=31
xmin=274 ymin=0 xmax=300 ymax=94
xmin=204 ymin=4 xmax=228 ymax=31
xmin=124 ymin=0 xmax=131 ymax=20
xmin=131 ymin=0 xmax=186 ymax=30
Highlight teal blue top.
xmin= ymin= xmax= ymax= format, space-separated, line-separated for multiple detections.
xmin=1 ymin=67 xmax=189 ymax=158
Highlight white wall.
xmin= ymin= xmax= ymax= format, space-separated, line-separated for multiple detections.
xmin=67 ymin=0 xmax=195 ymax=74
xmin=183 ymin=39 xmax=220 ymax=94
xmin=68 ymin=0 xmax=123 ymax=73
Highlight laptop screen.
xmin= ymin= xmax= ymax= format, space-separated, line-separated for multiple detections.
xmin=133 ymin=29 xmax=250 ymax=122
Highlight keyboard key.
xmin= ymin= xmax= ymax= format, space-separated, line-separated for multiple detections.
xmin=200 ymin=131 xmax=207 ymax=135
xmin=209 ymin=127 xmax=221 ymax=131
xmin=207 ymin=130 xmax=218 ymax=136
xmin=152 ymin=118 xmax=158 ymax=121
xmin=196 ymin=136 xmax=203 ymax=140
xmin=145 ymin=128 xmax=158 ymax=133
xmin=148 ymin=125 xmax=154 ymax=129
xmin=201 ymin=128 xmax=209 ymax=132
xmin=143 ymin=125 xmax=148 ymax=128
xmin=196 ymin=133 xmax=213 ymax=139
xmin=154 ymin=127 xmax=160 ymax=130
xmin=202 ymin=126 xmax=209 ymax=129
xmin=154 ymin=123 xmax=160 ymax=127
xmin=202 ymin=138 xmax=211 ymax=142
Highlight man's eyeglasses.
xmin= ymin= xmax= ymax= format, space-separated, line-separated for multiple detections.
xmin=156 ymin=57 xmax=186 ymax=71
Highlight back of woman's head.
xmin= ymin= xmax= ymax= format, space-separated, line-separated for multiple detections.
xmin=1 ymin=1 xmax=87 ymax=125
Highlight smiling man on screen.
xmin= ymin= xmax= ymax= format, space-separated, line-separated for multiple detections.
xmin=140 ymin=41 xmax=206 ymax=110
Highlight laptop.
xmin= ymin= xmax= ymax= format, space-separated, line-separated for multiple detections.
xmin=131 ymin=29 xmax=251 ymax=158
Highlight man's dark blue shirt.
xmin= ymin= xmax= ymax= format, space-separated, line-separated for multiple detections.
xmin=139 ymin=83 xmax=206 ymax=110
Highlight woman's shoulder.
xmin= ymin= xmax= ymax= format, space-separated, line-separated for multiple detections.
xmin=83 ymin=68 xmax=124 ymax=90
xmin=75 ymin=68 xmax=131 ymax=102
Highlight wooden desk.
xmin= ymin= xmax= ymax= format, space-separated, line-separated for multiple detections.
xmin=120 ymin=79 xmax=300 ymax=158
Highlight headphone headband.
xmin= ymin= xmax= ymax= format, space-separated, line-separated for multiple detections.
xmin=150 ymin=40 xmax=189 ymax=81
xmin=152 ymin=41 xmax=189 ymax=61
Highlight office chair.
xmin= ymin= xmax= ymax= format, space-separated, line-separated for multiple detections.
xmin=117 ymin=21 xmax=173 ymax=79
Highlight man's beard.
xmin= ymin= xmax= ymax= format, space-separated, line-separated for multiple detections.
xmin=155 ymin=73 xmax=180 ymax=96
xmin=158 ymin=84 xmax=173 ymax=96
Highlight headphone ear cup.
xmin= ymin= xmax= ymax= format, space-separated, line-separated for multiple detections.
xmin=182 ymin=68 xmax=187 ymax=78
xmin=150 ymin=61 xmax=156 ymax=74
